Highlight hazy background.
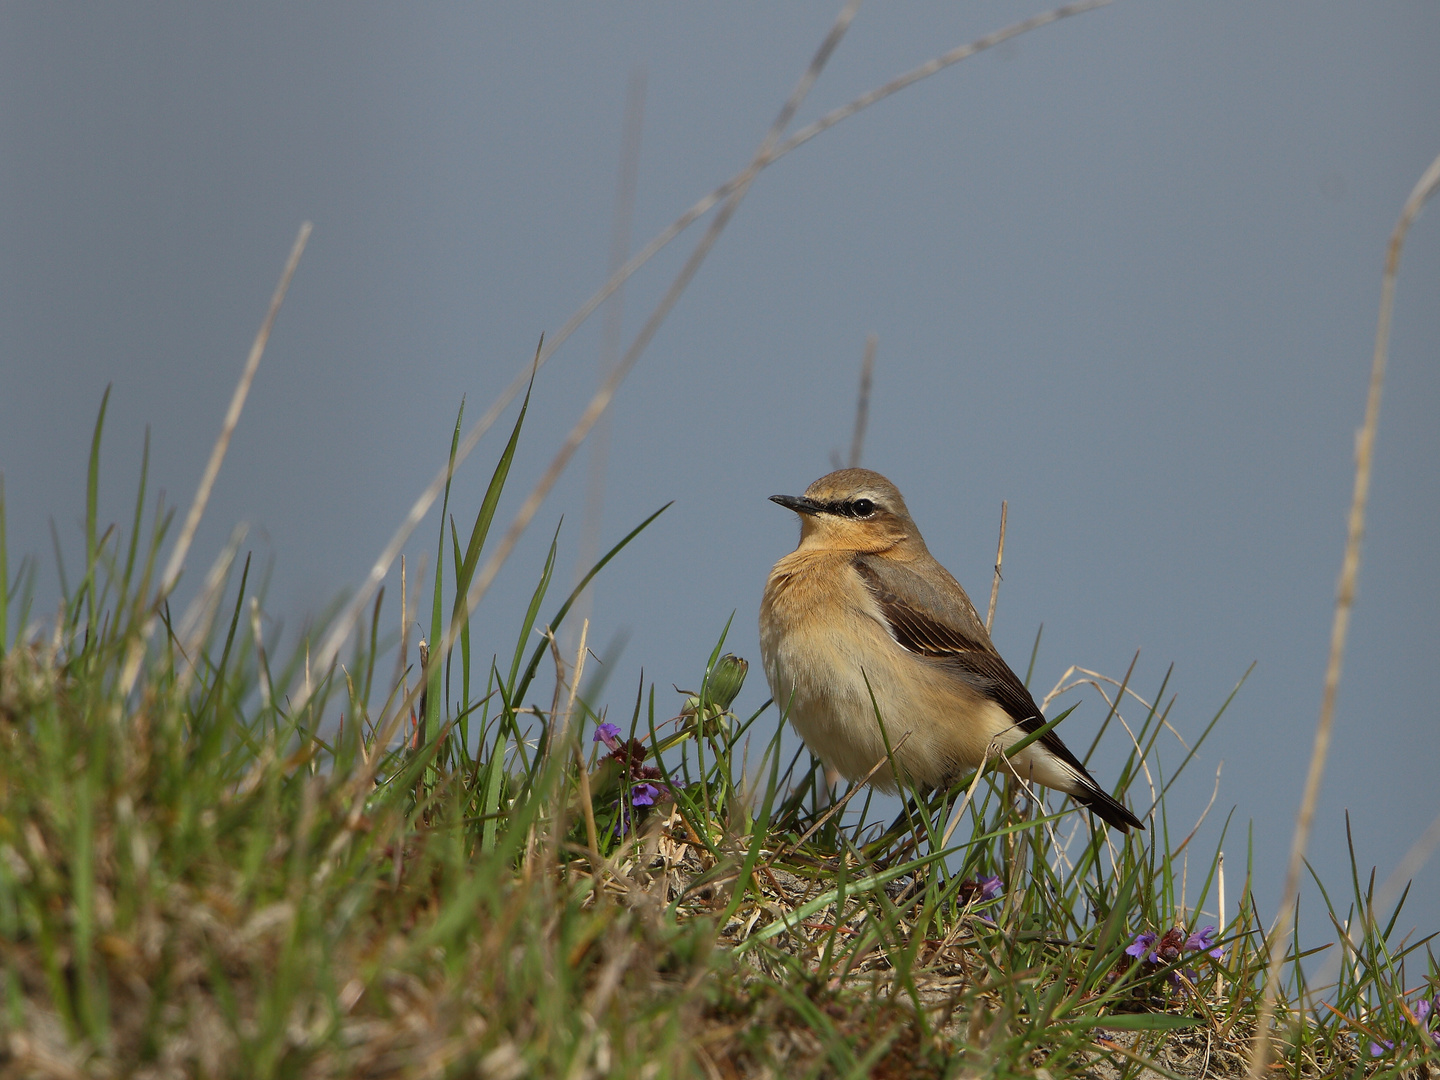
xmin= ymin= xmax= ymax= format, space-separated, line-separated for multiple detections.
xmin=2 ymin=4 xmax=1437 ymax=939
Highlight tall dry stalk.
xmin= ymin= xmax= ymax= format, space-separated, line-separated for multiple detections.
xmin=1247 ymin=149 xmax=1440 ymax=1078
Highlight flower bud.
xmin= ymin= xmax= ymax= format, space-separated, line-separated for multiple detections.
xmin=705 ymin=653 xmax=748 ymax=711
xmin=679 ymin=654 xmax=749 ymax=737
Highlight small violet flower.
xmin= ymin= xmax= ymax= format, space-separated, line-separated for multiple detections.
xmin=958 ymin=875 xmax=1003 ymax=916
xmin=1126 ymin=931 xmax=1160 ymax=965
xmin=1184 ymin=925 xmax=1226 ymax=960
xmin=613 ymin=803 xmax=634 ymax=837
xmin=1412 ymin=996 xmax=1440 ymax=1046
xmin=959 ymin=875 xmax=1003 ymax=902
xmin=1356 ymin=993 xmax=1440 ymax=1057
xmin=592 ymin=722 xmax=670 ymax=836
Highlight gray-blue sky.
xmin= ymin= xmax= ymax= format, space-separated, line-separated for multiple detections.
xmin=2 ymin=4 xmax=1437 ymax=938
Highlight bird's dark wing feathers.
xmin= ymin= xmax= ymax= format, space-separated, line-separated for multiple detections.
xmin=851 ymin=558 xmax=1092 ymax=780
xmin=852 ymin=556 xmax=1143 ymax=833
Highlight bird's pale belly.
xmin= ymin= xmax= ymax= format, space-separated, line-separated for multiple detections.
xmin=760 ymin=595 xmax=1001 ymax=791
xmin=759 ymin=570 xmax=1070 ymax=793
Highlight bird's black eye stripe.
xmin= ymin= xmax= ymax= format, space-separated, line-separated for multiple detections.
xmin=821 ymin=498 xmax=878 ymax=518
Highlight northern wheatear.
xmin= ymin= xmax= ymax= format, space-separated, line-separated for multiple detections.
xmin=759 ymin=468 xmax=1143 ymax=832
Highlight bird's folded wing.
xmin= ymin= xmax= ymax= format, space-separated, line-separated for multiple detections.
xmin=851 ymin=555 xmax=1092 ymax=777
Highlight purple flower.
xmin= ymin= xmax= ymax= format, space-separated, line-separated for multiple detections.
xmin=613 ymin=803 xmax=632 ymax=837
xmin=1368 ymin=1040 xmax=1393 ymax=1058
xmin=1412 ymin=997 xmax=1440 ymax=1046
xmin=1126 ymin=932 xmax=1159 ymax=964
xmin=611 ymin=783 xmax=663 ymax=835
xmin=958 ymin=876 xmax=1004 ymax=921
xmin=593 ymin=721 xmax=622 ymax=751
xmin=1185 ymin=925 xmax=1225 ymax=960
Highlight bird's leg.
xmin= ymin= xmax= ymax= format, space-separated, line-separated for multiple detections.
xmin=870 ymin=781 xmax=952 ymax=871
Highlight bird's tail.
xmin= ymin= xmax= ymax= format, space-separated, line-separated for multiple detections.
xmin=1075 ymin=783 xmax=1144 ymax=833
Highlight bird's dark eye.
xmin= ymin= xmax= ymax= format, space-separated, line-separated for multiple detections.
xmin=851 ymin=498 xmax=875 ymax=517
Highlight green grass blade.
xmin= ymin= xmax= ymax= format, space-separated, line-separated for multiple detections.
xmin=717 ymin=715 xmax=785 ymax=925
xmin=738 ymin=849 xmax=950 ymax=950
xmin=0 ymin=473 xmax=7 ymax=656
xmin=448 ymin=371 xmax=533 ymax=653
xmin=1081 ymin=858 xmax=1138 ymax=995
xmin=195 ymin=552 xmax=252 ymax=733
xmin=118 ymin=427 xmax=151 ymax=618
xmin=1024 ymin=621 xmax=1043 ymax=686
xmin=1068 ymin=1014 xmax=1202 ymax=1031
xmin=82 ymin=385 xmax=111 ymax=639
xmin=361 ymin=585 xmax=383 ymax=720
xmin=506 ymin=523 xmax=560 ymax=701
xmin=1156 ymin=663 xmax=1253 ymax=803
xmin=447 ymin=516 xmax=471 ymax=762
xmin=426 ymin=398 xmax=466 ymax=778
xmin=49 ymin=518 xmax=70 ymax=610
xmin=12 ymin=556 xmax=35 ymax=650
xmin=512 ymin=501 xmax=671 ymax=706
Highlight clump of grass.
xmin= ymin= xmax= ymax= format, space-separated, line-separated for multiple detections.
xmin=0 ymin=395 xmax=1435 ymax=1079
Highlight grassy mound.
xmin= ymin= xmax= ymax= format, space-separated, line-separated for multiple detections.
xmin=1 ymin=398 xmax=1436 ymax=1080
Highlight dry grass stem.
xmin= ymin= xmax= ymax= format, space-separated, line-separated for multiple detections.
xmin=120 ymin=222 xmax=311 ymax=695
xmin=408 ymin=2 xmax=863 ymax=683
xmin=1247 ymin=148 xmax=1440 ymax=1079
xmin=986 ymin=500 xmax=1008 ymax=634
xmin=846 ymin=333 xmax=878 ymax=469
xmin=297 ymin=1 xmax=1118 ymax=701
xmin=573 ymin=68 xmax=647 ymax=651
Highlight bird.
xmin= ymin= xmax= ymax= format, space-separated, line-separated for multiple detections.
xmin=759 ymin=468 xmax=1143 ymax=832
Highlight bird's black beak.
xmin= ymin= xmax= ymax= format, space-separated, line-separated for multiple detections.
xmin=770 ymin=494 xmax=823 ymax=516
